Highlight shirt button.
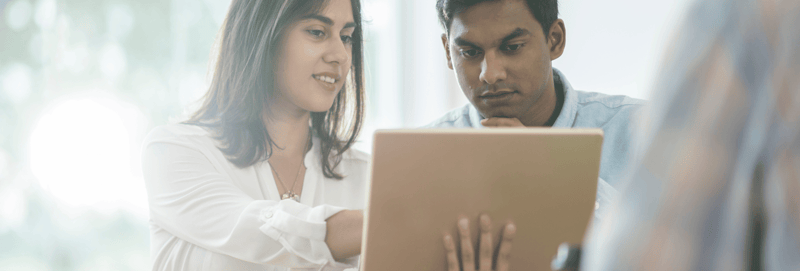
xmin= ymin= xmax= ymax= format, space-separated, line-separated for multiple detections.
xmin=264 ymin=211 xmax=274 ymax=218
xmin=595 ymin=201 xmax=600 ymax=210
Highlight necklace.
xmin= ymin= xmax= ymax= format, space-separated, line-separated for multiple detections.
xmin=267 ymin=133 xmax=311 ymax=202
xmin=268 ymin=160 xmax=303 ymax=201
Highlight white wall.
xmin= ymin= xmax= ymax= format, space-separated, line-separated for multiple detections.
xmin=556 ymin=0 xmax=694 ymax=99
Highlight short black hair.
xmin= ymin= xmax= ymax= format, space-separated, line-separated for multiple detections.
xmin=436 ymin=0 xmax=558 ymax=37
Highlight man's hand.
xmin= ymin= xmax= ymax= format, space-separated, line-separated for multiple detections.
xmin=480 ymin=118 xmax=525 ymax=127
xmin=443 ymin=214 xmax=516 ymax=271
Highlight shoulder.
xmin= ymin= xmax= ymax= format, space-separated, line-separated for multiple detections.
xmin=145 ymin=123 xmax=209 ymax=139
xmin=142 ymin=123 xmax=218 ymax=152
xmin=341 ymin=146 xmax=370 ymax=164
xmin=423 ymin=104 xmax=474 ymax=128
xmin=333 ymin=146 xmax=371 ymax=191
xmin=575 ymin=90 xmax=647 ymax=110
xmin=141 ymin=124 xmax=238 ymax=180
xmin=573 ymin=91 xmax=647 ymax=123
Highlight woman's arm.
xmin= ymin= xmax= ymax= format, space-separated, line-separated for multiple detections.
xmin=325 ymin=209 xmax=364 ymax=260
xmin=143 ymin=136 xmax=356 ymax=269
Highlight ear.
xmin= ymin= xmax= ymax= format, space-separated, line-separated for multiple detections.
xmin=547 ymin=19 xmax=566 ymax=61
xmin=441 ymin=33 xmax=454 ymax=70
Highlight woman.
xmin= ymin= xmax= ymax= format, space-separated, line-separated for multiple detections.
xmin=142 ymin=0 xmax=366 ymax=269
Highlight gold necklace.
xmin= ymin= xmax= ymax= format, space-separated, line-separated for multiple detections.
xmin=267 ymin=134 xmax=311 ymax=201
xmin=268 ymin=160 xmax=302 ymax=201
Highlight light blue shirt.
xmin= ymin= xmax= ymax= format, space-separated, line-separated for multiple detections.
xmin=425 ymin=68 xmax=646 ymax=222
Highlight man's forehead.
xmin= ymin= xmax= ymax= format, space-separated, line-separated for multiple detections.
xmin=450 ymin=19 xmax=534 ymax=43
xmin=448 ymin=0 xmax=541 ymax=43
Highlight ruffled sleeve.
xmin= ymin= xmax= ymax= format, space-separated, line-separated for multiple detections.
xmin=142 ymin=125 xmax=357 ymax=270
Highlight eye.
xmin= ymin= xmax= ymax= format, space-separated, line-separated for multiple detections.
xmin=341 ymin=35 xmax=353 ymax=44
xmin=501 ymin=43 xmax=524 ymax=52
xmin=459 ymin=49 xmax=482 ymax=58
xmin=307 ymin=29 xmax=326 ymax=39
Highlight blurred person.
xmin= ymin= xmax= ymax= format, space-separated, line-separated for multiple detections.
xmin=141 ymin=0 xmax=368 ymax=270
xmin=581 ymin=0 xmax=800 ymax=270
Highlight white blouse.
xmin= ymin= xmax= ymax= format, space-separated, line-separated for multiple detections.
xmin=141 ymin=124 xmax=370 ymax=271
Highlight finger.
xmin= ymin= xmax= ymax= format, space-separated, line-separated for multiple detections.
xmin=481 ymin=118 xmax=525 ymax=127
xmin=481 ymin=118 xmax=521 ymax=127
xmin=495 ymin=223 xmax=516 ymax=271
xmin=478 ymin=214 xmax=493 ymax=271
xmin=458 ymin=217 xmax=476 ymax=271
xmin=444 ymin=234 xmax=460 ymax=271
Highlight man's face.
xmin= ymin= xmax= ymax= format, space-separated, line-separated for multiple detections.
xmin=442 ymin=0 xmax=564 ymax=124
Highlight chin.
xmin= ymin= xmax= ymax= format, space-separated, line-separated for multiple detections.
xmin=305 ymin=104 xmax=335 ymax=113
xmin=300 ymin=92 xmax=340 ymax=113
xmin=303 ymin=99 xmax=338 ymax=113
xmin=475 ymin=104 xmax=521 ymax=119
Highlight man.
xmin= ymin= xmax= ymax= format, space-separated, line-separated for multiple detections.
xmin=433 ymin=1 xmax=645 ymax=269
xmin=429 ymin=0 xmax=645 ymax=224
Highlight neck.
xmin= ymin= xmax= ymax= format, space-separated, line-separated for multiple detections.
xmin=518 ymin=71 xmax=558 ymax=127
xmin=263 ymin=106 xmax=312 ymax=159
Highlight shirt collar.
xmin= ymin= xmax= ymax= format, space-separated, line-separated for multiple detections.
xmin=467 ymin=68 xmax=578 ymax=128
xmin=552 ymin=68 xmax=578 ymax=128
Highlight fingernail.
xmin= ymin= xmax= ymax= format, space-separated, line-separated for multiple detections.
xmin=480 ymin=214 xmax=490 ymax=224
xmin=507 ymin=223 xmax=516 ymax=233
xmin=444 ymin=235 xmax=452 ymax=242
xmin=459 ymin=218 xmax=469 ymax=229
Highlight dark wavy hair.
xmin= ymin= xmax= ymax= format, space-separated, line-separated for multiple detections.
xmin=185 ymin=0 xmax=365 ymax=179
xmin=436 ymin=0 xmax=558 ymax=37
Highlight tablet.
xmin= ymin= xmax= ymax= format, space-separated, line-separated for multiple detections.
xmin=360 ymin=128 xmax=603 ymax=271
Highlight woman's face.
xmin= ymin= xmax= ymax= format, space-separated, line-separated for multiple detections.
xmin=273 ymin=0 xmax=355 ymax=115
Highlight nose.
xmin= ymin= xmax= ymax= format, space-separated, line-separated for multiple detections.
xmin=322 ymin=37 xmax=350 ymax=66
xmin=479 ymin=51 xmax=507 ymax=84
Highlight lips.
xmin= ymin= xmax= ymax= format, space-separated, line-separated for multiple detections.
xmin=311 ymin=72 xmax=342 ymax=91
xmin=313 ymin=72 xmax=341 ymax=84
xmin=479 ymin=90 xmax=516 ymax=99
xmin=477 ymin=88 xmax=517 ymax=106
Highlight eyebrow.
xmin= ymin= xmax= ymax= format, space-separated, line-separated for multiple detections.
xmin=454 ymin=37 xmax=480 ymax=48
xmin=501 ymin=28 xmax=531 ymax=44
xmin=453 ymin=27 xmax=532 ymax=48
xmin=302 ymin=14 xmax=357 ymax=29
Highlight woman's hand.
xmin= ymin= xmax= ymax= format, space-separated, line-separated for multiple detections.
xmin=444 ymin=214 xmax=516 ymax=271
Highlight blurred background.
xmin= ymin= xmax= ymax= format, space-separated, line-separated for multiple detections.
xmin=0 ymin=0 xmax=691 ymax=269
